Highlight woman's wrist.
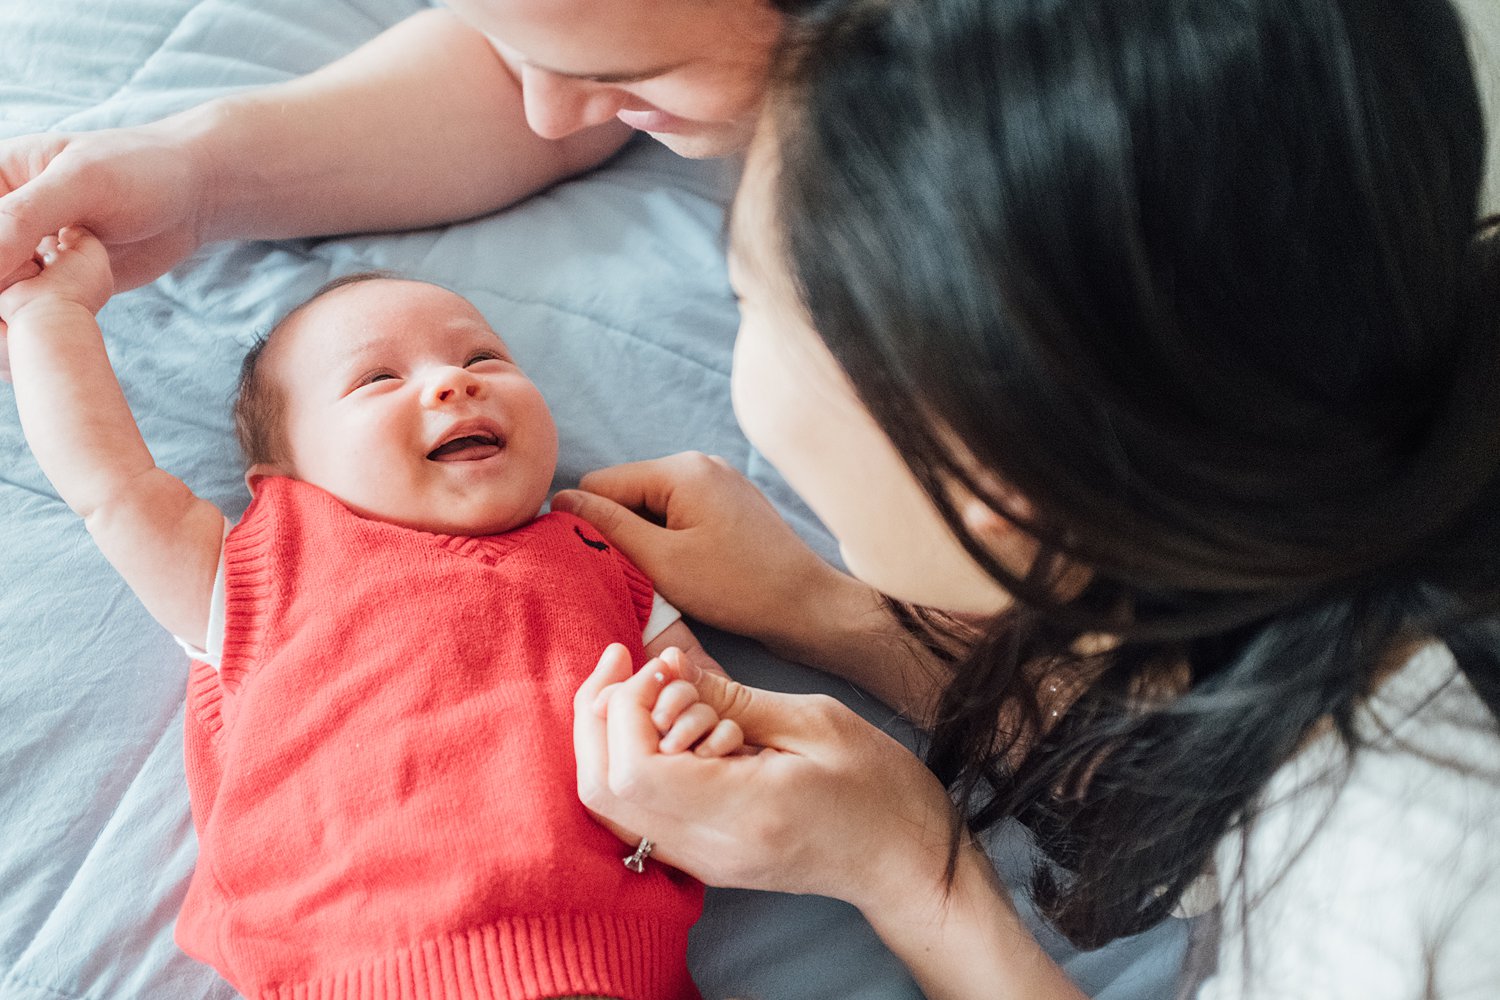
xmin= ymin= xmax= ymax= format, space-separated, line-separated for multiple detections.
xmin=138 ymin=103 xmax=219 ymax=248
xmin=859 ymin=834 xmax=1088 ymax=1000
xmin=762 ymin=562 xmax=947 ymax=719
xmin=756 ymin=558 xmax=867 ymax=661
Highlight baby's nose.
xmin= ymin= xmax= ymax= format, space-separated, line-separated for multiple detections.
xmin=423 ymin=369 xmax=481 ymax=406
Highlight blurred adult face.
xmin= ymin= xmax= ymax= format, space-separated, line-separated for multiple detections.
xmin=446 ymin=0 xmax=782 ymax=158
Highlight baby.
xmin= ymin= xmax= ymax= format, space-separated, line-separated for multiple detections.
xmin=0 ymin=227 xmax=739 ymax=1000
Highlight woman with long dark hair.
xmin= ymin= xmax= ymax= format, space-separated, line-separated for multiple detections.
xmin=561 ymin=0 xmax=1500 ymax=994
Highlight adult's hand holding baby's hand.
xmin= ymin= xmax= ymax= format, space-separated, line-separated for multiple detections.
xmin=573 ymin=642 xmax=962 ymax=911
xmin=0 ymin=127 xmax=204 ymax=295
xmin=0 ymin=226 xmax=114 ymax=381
xmin=0 ymin=227 xmax=113 ymax=319
xmin=0 ymin=126 xmax=201 ymax=379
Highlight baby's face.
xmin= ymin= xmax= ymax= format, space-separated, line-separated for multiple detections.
xmin=261 ymin=279 xmax=558 ymax=536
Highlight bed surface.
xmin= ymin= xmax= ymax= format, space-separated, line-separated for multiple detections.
xmin=0 ymin=2 xmax=1186 ymax=996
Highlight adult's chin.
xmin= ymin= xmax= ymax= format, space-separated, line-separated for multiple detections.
xmin=644 ymin=122 xmax=754 ymax=160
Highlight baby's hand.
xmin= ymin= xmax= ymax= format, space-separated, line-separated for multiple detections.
xmin=648 ymin=649 xmax=745 ymax=757
xmin=0 ymin=226 xmax=113 ymax=328
xmin=592 ymin=647 xmax=745 ymax=757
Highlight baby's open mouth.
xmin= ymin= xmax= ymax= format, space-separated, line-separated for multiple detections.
xmin=427 ymin=432 xmax=504 ymax=462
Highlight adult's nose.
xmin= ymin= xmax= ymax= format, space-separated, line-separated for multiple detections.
xmin=520 ymin=66 xmax=626 ymax=139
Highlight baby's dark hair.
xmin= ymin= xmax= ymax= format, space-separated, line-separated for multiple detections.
xmin=233 ymin=271 xmax=401 ymax=467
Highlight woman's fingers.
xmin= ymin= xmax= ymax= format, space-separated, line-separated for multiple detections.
xmin=573 ymin=644 xmax=637 ymax=822
xmin=678 ymin=666 xmax=831 ymax=750
xmin=551 ymin=486 xmax=671 ymax=570
xmin=565 ymin=455 xmax=691 ymax=524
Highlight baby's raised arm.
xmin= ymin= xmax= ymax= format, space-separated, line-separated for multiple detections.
xmin=0 ymin=228 xmax=225 ymax=647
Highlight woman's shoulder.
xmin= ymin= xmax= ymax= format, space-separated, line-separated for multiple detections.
xmin=1256 ymin=643 xmax=1500 ymax=834
xmin=1358 ymin=642 xmax=1500 ymax=761
xmin=1199 ymin=643 xmax=1500 ymax=999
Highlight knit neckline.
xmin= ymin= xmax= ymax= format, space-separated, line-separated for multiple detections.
xmin=432 ymin=525 xmax=536 ymax=566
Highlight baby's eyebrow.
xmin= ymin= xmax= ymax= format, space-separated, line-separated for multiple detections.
xmin=335 ymin=346 xmax=380 ymax=373
xmin=343 ymin=333 xmax=396 ymax=358
xmin=453 ymin=321 xmax=512 ymax=358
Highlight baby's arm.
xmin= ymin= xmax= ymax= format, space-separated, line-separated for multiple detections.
xmin=645 ymin=617 xmax=725 ymax=678
xmin=0 ymin=228 xmax=224 ymax=646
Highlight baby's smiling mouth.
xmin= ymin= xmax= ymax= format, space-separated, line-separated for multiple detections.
xmin=427 ymin=432 xmax=504 ymax=462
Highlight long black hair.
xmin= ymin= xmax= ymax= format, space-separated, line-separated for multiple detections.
xmin=770 ymin=0 xmax=1500 ymax=948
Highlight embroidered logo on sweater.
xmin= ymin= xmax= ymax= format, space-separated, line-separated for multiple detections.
xmin=574 ymin=526 xmax=610 ymax=552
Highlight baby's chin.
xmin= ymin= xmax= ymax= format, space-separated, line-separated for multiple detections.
xmin=340 ymin=498 xmax=543 ymax=538
xmin=405 ymin=508 xmax=542 ymax=537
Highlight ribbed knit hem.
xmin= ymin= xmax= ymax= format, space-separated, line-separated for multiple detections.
xmin=253 ymin=912 xmax=698 ymax=1000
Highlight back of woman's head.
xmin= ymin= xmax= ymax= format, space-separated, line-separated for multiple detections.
xmin=771 ymin=0 xmax=1500 ymax=945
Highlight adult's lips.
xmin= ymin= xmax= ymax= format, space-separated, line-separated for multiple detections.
xmin=615 ymin=108 xmax=686 ymax=133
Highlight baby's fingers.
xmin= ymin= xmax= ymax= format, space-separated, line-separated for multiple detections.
xmin=659 ymin=702 xmax=720 ymax=753
xmin=14 ymin=226 xmax=113 ymax=314
xmin=694 ymin=718 xmax=745 ymax=758
xmin=650 ymin=679 xmax=703 ymax=734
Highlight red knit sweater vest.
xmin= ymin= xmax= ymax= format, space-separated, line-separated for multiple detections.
xmin=177 ymin=477 xmax=703 ymax=1000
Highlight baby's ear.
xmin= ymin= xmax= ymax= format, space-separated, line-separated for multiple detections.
xmin=244 ymin=463 xmax=287 ymax=495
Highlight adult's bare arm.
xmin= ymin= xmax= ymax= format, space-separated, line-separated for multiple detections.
xmin=191 ymin=8 xmax=632 ymax=242
xmin=0 ymin=8 xmax=631 ymax=292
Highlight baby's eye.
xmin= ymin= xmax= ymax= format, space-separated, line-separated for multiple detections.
xmin=357 ymin=370 xmax=399 ymax=387
xmin=465 ymin=351 xmax=507 ymax=367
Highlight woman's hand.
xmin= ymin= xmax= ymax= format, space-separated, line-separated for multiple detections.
xmin=552 ymin=452 xmax=849 ymax=657
xmin=572 ymin=642 xmax=961 ymax=909
xmin=555 ymin=454 xmax=956 ymax=717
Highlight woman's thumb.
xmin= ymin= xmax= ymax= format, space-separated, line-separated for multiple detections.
xmin=551 ymin=489 xmax=662 ymax=563
xmin=689 ymin=669 xmax=819 ymax=749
